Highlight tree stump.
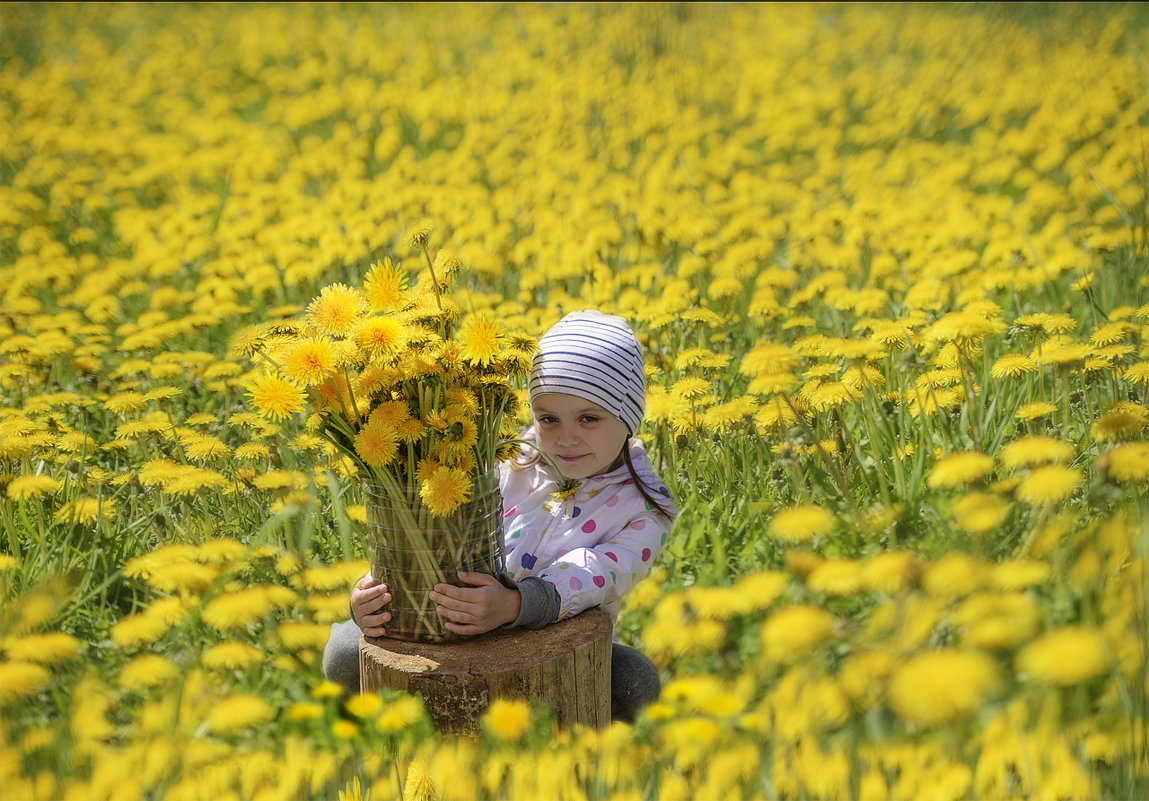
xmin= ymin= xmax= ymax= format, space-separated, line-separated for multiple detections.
xmin=359 ymin=607 xmax=612 ymax=735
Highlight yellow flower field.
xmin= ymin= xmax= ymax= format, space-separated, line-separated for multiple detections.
xmin=1 ymin=2 xmax=1147 ymax=799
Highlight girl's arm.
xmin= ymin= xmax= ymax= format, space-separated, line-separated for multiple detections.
xmin=537 ymin=510 xmax=670 ymax=621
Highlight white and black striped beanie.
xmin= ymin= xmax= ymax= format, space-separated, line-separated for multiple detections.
xmin=528 ymin=310 xmax=645 ymax=434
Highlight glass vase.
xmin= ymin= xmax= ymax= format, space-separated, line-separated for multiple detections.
xmin=364 ymin=471 xmax=505 ymax=643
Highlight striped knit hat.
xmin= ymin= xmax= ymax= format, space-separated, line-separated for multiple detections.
xmin=528 ymin=310 xmax=645 ymax=434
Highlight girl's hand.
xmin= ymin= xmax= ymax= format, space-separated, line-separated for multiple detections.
xmin=351 ymin=573 xmax=392 ymax=637
xmin=430 ymin=572 xmax=522 ymax=636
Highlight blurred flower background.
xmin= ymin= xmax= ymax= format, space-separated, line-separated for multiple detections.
xmin=1 ymin=3 xmax=1147 ymax=799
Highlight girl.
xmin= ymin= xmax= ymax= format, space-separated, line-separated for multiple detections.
xmin=323 ymin=310 xmax=676 ymax=722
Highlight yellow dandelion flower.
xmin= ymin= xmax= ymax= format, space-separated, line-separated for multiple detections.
xmin=144 ymin=386 xmax=182 ymax=402
xmin=457 ymin=314 xmax=504 ymax=368
xmin=377 ymin=695 xmax=425 ymax=733
xmin=7 ymin=474 xmax=63 ymax=500
xmin=282 ymin=338 xmax=337 ymax=386
xmin=754 ymin=397 xmax=799 ymax=429
xmin=740 ymin=342 xmax=801 ymax=376
xmin=1016 ymin=626 xmax=1110 ymax=686
xmin=1 ymin=632 xmax=82 ymax=664
xmin=1104 ymin=442 xmax=1149 ymax=482
xmin=809 ymin=381 xmax=856 ymax=411
xmin=404 ymin=219 xmax=435 ymax=250
xmin=307 ymin=283 xmax=367 ymax=337
xmin=484 ymin=698 xmax=531 ymax=741
xmin=861 ymin=551 xmax=922 ymax=594
xmin=806 ymin=559 xmax=862 ymax=596
xmin=953 ymin=593 xmax=1039 ymax=650
xmin=363 ymin=258 xmax=409 ymax=312
xmin=403 ymin=756 xmax=439 ymax=801
xmin=287 ymin=701 xmax=324 ymax=722
xmin=184 ymin=434 xmax=230 ymax=462
xmin=1091 ymin=406 xmax=1148 ymax=442
xmin=0 ymin=661 xmax=50 ymax=704
xmin=1090 ymin=321 xmax=1134 ymax=346
xmin=201 ymin=642 xmax=265 ymax=670
xmin=870 ymin=323 xmax=909 ymax=348
xmin=999 ymin=436 xmax=1075 ymax=468
xmin=990 ymin=353 xmax=1037 ymax=379
xmin=301 ymin=560 xmax=367 ymax=591
xmin=923 ymin=552 xmax=984 ymax=597
xmin=54 ymin=497 xmax=116 ymax=526
xmin=989 ymin=559 xmax=1051 ymax=590
xmin=769 ymin=504 xmax=835 ymax=543
xmin=420 ymin=466 xmax=472 ymax=517
xmin=142 ymin=556 xmax=220 ymax=593
xmin=355 ymin=421 xmax=400 ymax=467
xmin=246 ymin=373 xmax=305 ymax=421
xmin=730 ymin=570 xmax=789 ymax=611
xmin=759 ymin=604 xmax=837 ymax=663
xmin=1041 ymin=314 xmax=1077 ymax=334
xmin=1124 ymin=360 xmax=1149 ymax=385
xmin=104 ymin=392 xmax=148 ymax=414
xmin=346 ymin=693 xmax=384 ymax=719
xmin=887 ymin=650 xmax=1000 ymax=726
xmin=839 ymin=649 xmax=896 ymax=708
xmin=747 ymin=371 xmax=800 ymax=395
xmin=1016 ymin=400 xmax=1058 ymax=422
xmin=206 ymin=693 xmax=274 ymax=735
xmin=202 ymin=585 xmax=294 ymax=631
xmin=927 ymin=451 xmax=995 ymax=489
xmin=110 ymin=611 xmax=171 ymax=647
xmin=235 ymin=443 xmax=271 ymax=461
xmin=395 ymin=416 xmax=427 ymax=444
xmin=119 ymin=654 xmax=180 ymax=689
xmin=841 ymin=365 xmax=883 ymax=390
xmin=356 ymin=316 xmax=407 ymax=357
xmin=952 ymin=492 xmax=1010 ymax=535
xmin=671 ymin=376 xmax=712 ymax=399
xmin=1037 ymin=337 xmax=1093 ymax=366
xmin=923 ymin=310 xmax=1005 ymax=347
xmin=1016 ymin=465 xmax=1081 ymax=506
xmin=278 ymin=621 xmax=332 ymax=650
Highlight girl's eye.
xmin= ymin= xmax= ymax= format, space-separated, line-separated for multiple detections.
xmin=580 ymin=416 xmax=598 ymax=424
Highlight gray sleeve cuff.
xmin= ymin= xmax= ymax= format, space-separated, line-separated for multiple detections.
xmin=506 ymin=577 xmax=560 ymax=630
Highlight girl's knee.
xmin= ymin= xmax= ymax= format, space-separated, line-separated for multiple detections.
xmin=322 ymin=619 xmax=363 ymax=695
xmin=610 ymin=643 xmax=660 ymax=722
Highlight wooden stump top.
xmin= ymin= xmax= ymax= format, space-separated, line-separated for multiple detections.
xmin=360 ymin=607 xmax=613 ymax=734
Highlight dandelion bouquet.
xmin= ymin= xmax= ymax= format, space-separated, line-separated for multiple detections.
xmin=239 ymin=223 xmax=536 ymax=641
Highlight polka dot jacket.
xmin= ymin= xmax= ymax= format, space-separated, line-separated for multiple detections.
xmin=499 ymin=435 xmax=676 ymax=624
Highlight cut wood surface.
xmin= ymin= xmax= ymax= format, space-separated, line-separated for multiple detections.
xmin=359 ymin=607 xmax=613 ymax=735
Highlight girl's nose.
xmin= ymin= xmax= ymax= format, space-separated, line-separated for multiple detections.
xmin=555 ymin=424 xmax=579 ymax=446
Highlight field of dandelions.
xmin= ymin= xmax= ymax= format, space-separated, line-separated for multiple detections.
xmin=2 ymin=3 xmax=1148 ymax=800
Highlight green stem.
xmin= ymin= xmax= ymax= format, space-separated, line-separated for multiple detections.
xmin=782 ymin=394 xmax=855 ymax=514
xmin=421 ymin=244 xmax=443 ymax=311
xmin=960 ymin=346 xmax=983 ymax=450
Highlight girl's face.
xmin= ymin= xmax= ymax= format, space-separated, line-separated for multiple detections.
xmin=532 ymin=393 xmax=629 ymax=480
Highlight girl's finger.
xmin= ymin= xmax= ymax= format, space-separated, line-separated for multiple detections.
xmin=361 ymin=610 xmax=392 ymax=627
xmin=429 ymin=590 xmax=473 ymax=612
xmin=456 ymin=571 xmax=496 ymax=587
xmin=431 ymin=585 xmax=478 ymax=605
xmin=437 ymin=604 xmax=474 ymax=623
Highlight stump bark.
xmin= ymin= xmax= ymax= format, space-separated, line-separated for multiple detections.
xmin=359 ymin=607 xmax=612 ymax=735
